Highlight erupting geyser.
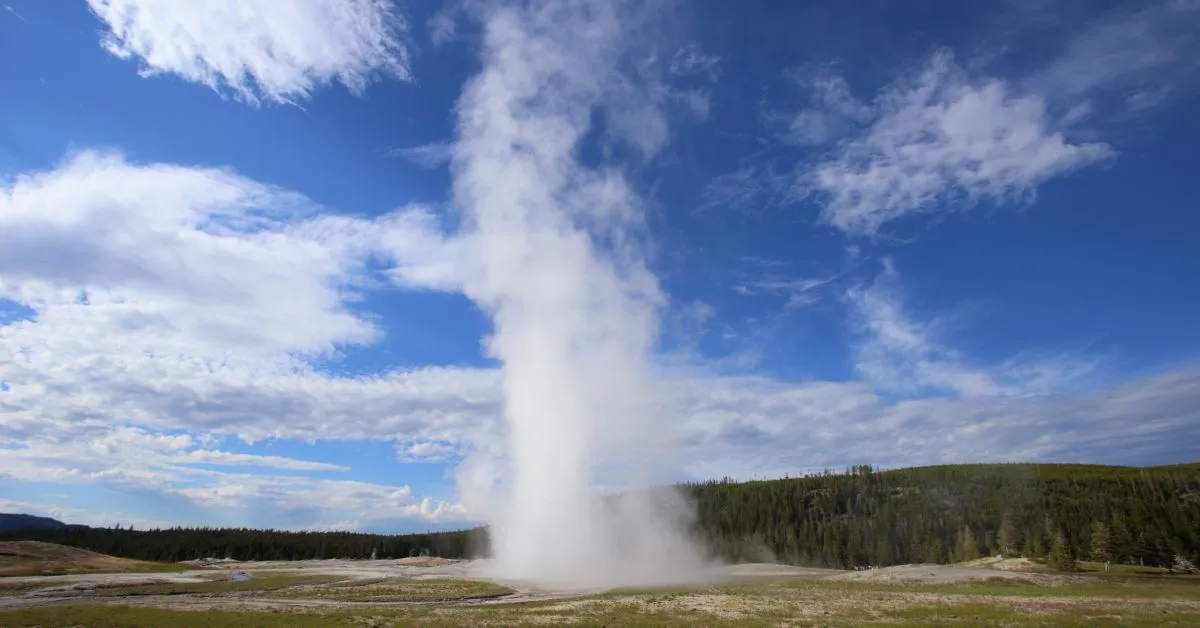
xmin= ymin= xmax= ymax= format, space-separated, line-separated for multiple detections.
xmin=450 ymin=0 xmax=708 ymax=589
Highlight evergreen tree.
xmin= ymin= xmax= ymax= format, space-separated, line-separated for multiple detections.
xmin=998 ymin=512 xmax=1018 ymax=556
xmin=1047 ymin=531 xmax=1078 ymax=572
xmin=4 ymin=463 xmax=1196 ymax=570
xmin=956 ymin=525 xmax=980 ymax=562
xmin=1025 ymin=525 xmax=1047 ymax=558
xmin=1090 ymin=521 xmax=1112 ymax=565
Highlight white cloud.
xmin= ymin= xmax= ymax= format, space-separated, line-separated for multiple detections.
xmin=669 ymin=44 xmax=721 ymax=82
xmin=701 ymin=162 xmax=794 ymax=212
xmin=0 ymin=424 xmax=471 ymax=528
xmin=672 ymin=365 xmax=1200 ymax=481
xmin=0 ymin=498 xmax=170 ymax=530
xmin=810 ymin=50 xmax=1115 ymax=236
xmin=86 ymin=0 xmax=411 ymax=105
xmin=387 ymin=141 xmax=454 ymax=168
xmin=735 ymin=275 xmax=836 ymax=310
xmin=846 ymin=261 xmax=1096 ymax=398
xmin=674 ymin=89 xmax=712 ymax=120
xmin=0 ymin=149 xmax=482 ymax=530
xmin=428 ymin=6 xmax=459 ymax=46
xmin=0 ymin=150 xmax=458 ymax=367
xmin=177 ymin=475 xmax=468 ymax=526
xmin=1026 ymin=1 xmax=1200 ymax=112
xmin=1 ymin=138 xmax=1195 ymax=532
xmin=778 ymin=72 xmax=872 ymax=146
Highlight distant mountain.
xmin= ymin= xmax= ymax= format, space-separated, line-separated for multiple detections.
xmin=0 ymin=513 xmax=68 ymax=533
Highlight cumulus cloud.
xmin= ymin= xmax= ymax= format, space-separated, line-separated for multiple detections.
xmin=86 ymin=0 xmax=411 ymax=105
xmin=808 ymin=50 xmax=1114 ymax=236
xmin=0 ymin=149 xmax=479 ymax=528
xmin=0 ymin=150 xmax=457 ymax=364
xmin=1 ymin=440 xmax=470 ymax=529
xmin=1 ymin=141 xmax=1194 ymax=532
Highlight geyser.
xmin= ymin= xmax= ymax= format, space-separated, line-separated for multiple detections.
xmin=450 ymin=0 xmax=708 ymax=589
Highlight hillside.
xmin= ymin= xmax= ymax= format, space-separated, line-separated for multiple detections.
xmin=0 ymin=541 xmax=176 ymax=577
xmin=686 ymin=463 xmax=1200 ymax=569
xmin=0 ymin=514 xmax=66 ymax=534
xmin=2 ymin=463 xmax=1197 ymax=570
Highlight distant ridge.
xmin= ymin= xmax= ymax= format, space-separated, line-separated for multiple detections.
xmin=0 ymin=513 xmax=69 ymax=533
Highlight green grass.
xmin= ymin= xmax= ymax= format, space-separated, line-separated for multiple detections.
xmin=2 ymin=595 xmax=1199 ymax=628
xmin=2 ymin=571 xmax=1199 ymax=627
xmin=887 ymin=603 xmax=1200 ymax=627
xmin=0 ymin=606 xmax=346 ymax=627
xmin=82 ymin=573 xmax=344 ymax=597
xmin=0 ymin=557 xmax=191 ymax=578
xmin=275 ymin=578 xmax=514 ymax=602
xmin=885 ymin=577 xmax=1200 ymax=600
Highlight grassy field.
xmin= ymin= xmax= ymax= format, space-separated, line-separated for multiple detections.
xmin=2 ymin=573 xmax=1198 ymax=626
xmin=79 ymin=573 xmax=346 ymax=597
xmin=274 ymin=577 xmax=514 ymax=602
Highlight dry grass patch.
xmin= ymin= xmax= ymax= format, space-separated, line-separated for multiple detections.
xmin=276 ymin=578 xmax=514 ymax=602
xmin=0 ymin=541 xmax=185 ymax=577
xmin=80 ymin=573 xmax=344 ymax=597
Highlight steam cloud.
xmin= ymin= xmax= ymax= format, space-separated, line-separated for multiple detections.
xmin=450 ymin=0 xmax=709 ymax=589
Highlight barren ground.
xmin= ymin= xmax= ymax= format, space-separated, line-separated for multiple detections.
xmin=2 ymin=549 xmax=1199 ymax=626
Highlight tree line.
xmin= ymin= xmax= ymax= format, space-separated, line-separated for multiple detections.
xmin=0 ymin=525 xmax=488 ymax=563
xmin=3 ymin=463 xmax=1196 ymax=570
xmin=684 ymin=463 xmax=1200 ymax=571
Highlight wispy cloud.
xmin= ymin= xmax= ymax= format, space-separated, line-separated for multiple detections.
xmin=428 ymin=6 xmax=459 ymax=46
xmin=675 ymin=365 xmax=1200 ymax=481
xmin=700 ymin=161 xmax=794 ymax=212
xmin=735 ymin=275 xmax=836 ymax=310
xmin=4 ymin=4 xmax=25 ymax=20
xmin=772 ymin=71 xmax=872 ymax=146
xmin=1026 ymin=1 xmax=1200 ymax=114
xmin=86 ymin=0 xmax=411 ymax=105
xmin=807 ymin=50 xmax=1114 ymax=236
xmin=0 ymin=498 xmax=169 ymax=530
xmin=846 ymin=260 xmax=1097 ymax=398
xmin=669 ymin=44 xmax=721 ymax=82
xmin=387 ymin=141 xmax=454 ymax=168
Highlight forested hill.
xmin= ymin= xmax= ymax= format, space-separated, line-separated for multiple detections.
xmin=0 ymin=513 xmax=67 ymax=533
xmin=2 ymin=463 xmax=1196 ymax=569
xmin=0 ymin=525 xmax=487 ymax=563
xmin=685 ymin=463 xmax=1200 ymax=569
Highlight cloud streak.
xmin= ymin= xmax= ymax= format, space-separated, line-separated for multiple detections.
xmin=846 ymin=261 xmax=1097 ymax=398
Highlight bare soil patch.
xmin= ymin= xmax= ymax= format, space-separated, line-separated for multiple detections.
xmin=828 ymin=563 xmax=1079 ymax=586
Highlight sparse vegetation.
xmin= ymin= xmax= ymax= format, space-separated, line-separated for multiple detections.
xmin=0 ymin=541 xmax=188 ymax=577
xmin=4 ymin=574 xmax=1197 ymax=627
xmin=276 ymin=578 xmax=514 ymax=602
xmin=80 ymin=573 xmax=344 ymax=597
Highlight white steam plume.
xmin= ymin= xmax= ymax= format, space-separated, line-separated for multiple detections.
xmin=450 ymin=0 xmax=708 ymax=589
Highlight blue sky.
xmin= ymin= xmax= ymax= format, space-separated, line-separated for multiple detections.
xmin=1 ymin=0 xmax=1198 ymax=533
